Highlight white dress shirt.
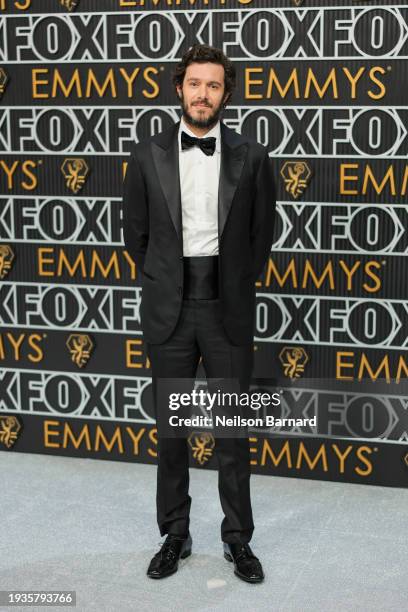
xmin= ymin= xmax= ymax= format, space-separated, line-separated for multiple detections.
xmin=178 ymin=116 xmax=221 ymax=256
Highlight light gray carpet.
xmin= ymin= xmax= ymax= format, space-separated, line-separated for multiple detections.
xmin=0 ymin=452 xmax=407 ymax=612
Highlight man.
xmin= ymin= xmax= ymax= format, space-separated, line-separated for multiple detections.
xmin=122 ymin=44 xmax=276 ymax=583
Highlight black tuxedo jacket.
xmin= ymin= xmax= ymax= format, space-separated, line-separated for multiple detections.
xmin=122 ymin=119 xmax=276 ymax=346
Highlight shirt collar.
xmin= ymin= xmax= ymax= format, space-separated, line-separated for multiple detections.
xmin=178 ymin=115 xmax=221 ymax=153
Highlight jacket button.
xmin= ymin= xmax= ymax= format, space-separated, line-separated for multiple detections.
xmin=179 ymin=256 xmax=183 ymax=260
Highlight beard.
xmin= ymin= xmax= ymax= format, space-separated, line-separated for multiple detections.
xmin=179 ymin=92 xmax=225 ymax=129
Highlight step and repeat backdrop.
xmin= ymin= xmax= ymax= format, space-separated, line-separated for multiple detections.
xmin=1 ymin=0 xmax=407 ymax=486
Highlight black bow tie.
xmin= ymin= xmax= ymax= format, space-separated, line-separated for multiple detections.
xmin=181 ymin=130 xmax=216 ymax=156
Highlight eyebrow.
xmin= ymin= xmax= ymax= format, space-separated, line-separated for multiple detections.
xmin=186 ymin=78 xmax=222 ymax=86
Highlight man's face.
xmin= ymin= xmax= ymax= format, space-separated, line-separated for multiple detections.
xmin=176 ymin=62 xmax=229 ymax=129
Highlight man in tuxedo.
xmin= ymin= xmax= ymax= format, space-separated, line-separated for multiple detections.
xmin=122 ymin=44 xmax=276 ymax=583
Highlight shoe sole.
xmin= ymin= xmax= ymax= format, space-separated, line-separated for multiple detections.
xmin=224 ymin=551 xmax=264 ymax=583
xmin=147 ymin=548 xmax=192 ymax=579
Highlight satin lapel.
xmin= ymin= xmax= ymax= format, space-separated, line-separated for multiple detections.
xmin=151 ymin=124 xmax=182 ymax=244
xmin=218 ymin=128 xmax=248 ymax=241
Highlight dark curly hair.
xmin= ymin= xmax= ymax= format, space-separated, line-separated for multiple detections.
xmin=172 ymin=44 xmax=236 ymax=106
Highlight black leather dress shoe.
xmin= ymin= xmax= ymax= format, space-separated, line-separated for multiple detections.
xmin=223 ymin=542 xmax=264 ymax=583
xmin=147 ymin=533 xmax=192 ymax=579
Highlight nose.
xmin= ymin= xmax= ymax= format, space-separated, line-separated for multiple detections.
xmin=198 ymin=83 xmax=206 ymax=97
xmin=196 ymin=83 xmax=208 ymax=102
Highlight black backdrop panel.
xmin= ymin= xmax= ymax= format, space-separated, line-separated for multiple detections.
xmin=0 ymin=1 xmax=407 ymax=487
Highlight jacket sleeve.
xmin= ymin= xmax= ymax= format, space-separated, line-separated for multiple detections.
xmin=122 ymin=146 xmax=149 ymax=273
xmin=250 ymin=149 xmax=276 ymax=280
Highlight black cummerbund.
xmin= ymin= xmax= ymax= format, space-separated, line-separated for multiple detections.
xmin=183 ymin=255 xmax=219 ymax=299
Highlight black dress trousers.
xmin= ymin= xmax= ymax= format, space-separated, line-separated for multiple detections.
xmin=146 ymin=296 xmax=255 ymax=545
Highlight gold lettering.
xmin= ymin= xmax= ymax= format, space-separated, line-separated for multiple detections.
xmin=63 ymin=424 xmax=92 ymax=450
xmin=302 ymin=260 xmax=335 ymax=290
xmin=265 ymin=258 xmax=297 ymax=288
xmin=53 ymin=69 xmax=82 ymax=98
xmin=125 ymin=427 xmax=146 ymax=454
xmin=358 ymin=353 xmax=391 ymax=383
xmin=368 ymin=67 xmax=386 ymax=100
xmin=296 ymin=442 xmax=328 ymax=471
xmin=57 ymin=249 xmax=87 ymax=277
xmin=340 ymin=164 xmax=359 ymax=195
xmin=245 ymin=68 xmax=263 ymax=100
xmin=37 ymin=248 xmax=55 ymax=276
xmin=119 ymin=67 xmax=140 ymax=97
xmin=339 ymin=260 xmax=360 ymax=291
xmin=6 ymin=333 xmax=24 ymax=359
xmin=44 ymin=420 xmax=61 ymax=448
xmin=305 ymin=68 xmax=338 ymax=99
xmin=336 ymin=352 xmax=355 ymax=380
xmin=22 ymin=160 xmax=38 ymax=190
xmin=342 ymin=67 xmax=365 ymax=99
xmin=126 ymin=339 xmax=145 ymax=368
xmin=363 ymin=262 xmax=381 ymax=293
xmin=143 ymin=67 xmax=160 ymax=98
xmin=94 ymin=426 xmax=124 ymax=453
xmin=396 ymin=357 xmax=408 ymax=384
xmin=331 ymin=444 xmax=353 ymax=473
xmin=0 ymin=160 xmax=19 ymax=189
xmin=266 ymin=68 xmax=300 ymax=99
xmin=249 ymin=436 xmax=258 ymax=466
xmin=355 ymin=446 xmax=373 ymax=476
xmin=122 ymin=251 xmax=137 ymax=279
xmin=27 ymin=334 xmax=43 ymax=362
xmin=85 ymin=69 xmax=116 ymax=98
xmin=90 ymin=252 xmax=121 ymax=279
xmin=32 ymin=69 xmax=49 ymax=98
xmin=401 ymin=166 xmax=408 ymax=196
xmin=261 ymin=439 xmax=292 ymax=467
xmin=362 ymin=165 xmax=396 ymax=196
xmin=148 ymin=428 xmax=157 ymax=457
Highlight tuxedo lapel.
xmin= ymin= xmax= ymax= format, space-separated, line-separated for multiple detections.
xmin=150 ymin=120 xmax=248 ymax=248
xmin=218 ymin=122 xmax=248 ymax=241
xmin=151 ymin=121 xmax=182 ymax=244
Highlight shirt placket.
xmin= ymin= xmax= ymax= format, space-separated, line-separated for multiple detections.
xmin=194 ymin=147 xmax=206 ymax=224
